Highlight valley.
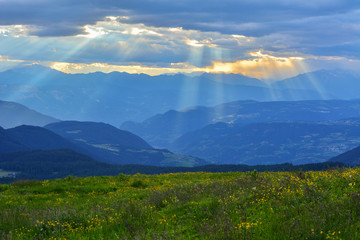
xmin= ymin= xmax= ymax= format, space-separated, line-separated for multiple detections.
xmin=171 ymin=120 xmax=360 ymax=165
xmin=2 ymin=68 xmax=360 ymax=179
xmin=1 ymin=97 xmax=360 ymax=181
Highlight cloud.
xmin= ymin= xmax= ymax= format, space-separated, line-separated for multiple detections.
xmin=48 ymin=61 xmax=203 ymax=76
xmin=1 ymin=2 xmax=357 ymax=60
xmin=202 ymin=51 xmax=307 ymax=80
xmin=0 ymin=0 xmax=357 ymax=37
xmin=2 ymin=48 xmax=357 ymax=81
xmin=0 ymin=18 xmax=246 ymax=66
xmin=0 ymin=55 xmax=25 ymax=71
xmin=0 ymin=0 xmax=358 ymax=78
xmin=46 ymin=51 xmax=308 ymax=80
xmin=0 ymin=55 xmax=24 ymax=63
xmin=0 ymin=25 xmax=32 ymax=37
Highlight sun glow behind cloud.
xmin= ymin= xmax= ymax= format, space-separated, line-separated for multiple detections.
xmin=203 ymin=51 xmax=307 ymax=80
xmin=0 ymin=55 xmax=25 ymax=71
xmin=49 ymin=62 xmax=203 ymax=76
xmin=48 ymin=50 xmax=309 ymax=80
xmin=79 ymin=26 xmax=108 ymax=39
xmin=185 ymin=39 xmax=217 ymax=48
xmin=0 ymin=55 xmax=24 ymax=63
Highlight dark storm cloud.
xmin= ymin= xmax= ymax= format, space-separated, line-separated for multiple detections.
xmin=119 ymin=0 xmax=357 ymax=36
xmin=0 ymin=0 xmax=125 ymax=36
xmin=0 ymin=0 xmax=358 ymax=37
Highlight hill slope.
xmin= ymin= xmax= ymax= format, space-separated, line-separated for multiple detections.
xmin=171 ymin=120 xmax=360 ymax=165
xmin=328 ymin=145 xmax=360 ymax=166
xmin=0 ymin=100 xmax=59 ymax=128
xmin=5 ymin=125 xmax=81 ymax=151
xmin=0 ymin=126 xmax=28 ymax=152
xmin=121 ymin=99 xmax=360 ymax=148
xmin=45 ymin=121 xmax=152 ymax=150
xmin=272 ymin=69 xmax=360 ymax=99
xmin=0 ymin=123 xmax=205 ymax=167
xmin=0 ymin=149 xmax=118 ymax=179
xmin=45 ymin=121 xmax=206 ymax=167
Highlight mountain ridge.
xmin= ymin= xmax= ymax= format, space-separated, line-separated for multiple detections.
xmin=121 ymin=99 xmax=360 ymax=148
xmin=171 ymin=120 xmax=360 ymax=165
xmin=0 ymin=100 xmax=59 ymax=129
xmin=0 ymin=122 xmax=206 ymax=167
xmin=2 ymin=65 xmax=344 ymax=126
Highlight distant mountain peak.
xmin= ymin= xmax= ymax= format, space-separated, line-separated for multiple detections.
xmin=4 ymin=64 xmax=63 ymax=75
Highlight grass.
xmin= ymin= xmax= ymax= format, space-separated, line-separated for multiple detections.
xmin=0 ymin=168 xmax=360 ymax=239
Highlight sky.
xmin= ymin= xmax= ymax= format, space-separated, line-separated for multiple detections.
xmin=0 ymin=0 xmax=359 ymax=80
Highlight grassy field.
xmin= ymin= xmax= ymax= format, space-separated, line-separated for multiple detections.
xmin=1 ymin=168 xmax=360 ymax=239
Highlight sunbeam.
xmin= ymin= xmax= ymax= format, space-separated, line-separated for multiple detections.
xmin=210 ymin=47 xmax=226 ymax=122
xmin=0 ymin=28 xmax=104 ymax=120
xmin=177 ymin=46 xmax=204 ymax=109
xmin=296 ymin=60 xmax=328 ymax=99
xmin=169 ymin=45 xmax=206 ymax=141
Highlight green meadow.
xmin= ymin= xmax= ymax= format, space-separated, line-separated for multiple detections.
xmin=1 ymin=168 xmax=360 ymax=239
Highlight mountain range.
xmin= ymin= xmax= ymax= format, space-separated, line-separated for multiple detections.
xmin=2 ymin=66 xmax=360 ymax=179
xmin=121 ymin=99 xmax=360 ymax=148
xmin=45 ymin=121 xmax=205 ymax=166
xmin=171 ymin=119 xmax=360 ymax=165
xmin=0 ymin=122 xmax=206 ymax=167
xmin=2 ymin=65 xmax=359 ymax=126
xmin=0 ymin=98 xmax=359 ymax=180
xmin=272 ymin=69 xmax=360 ymax=99
xmin=3 ymin=97 xmax=360 ymax=167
